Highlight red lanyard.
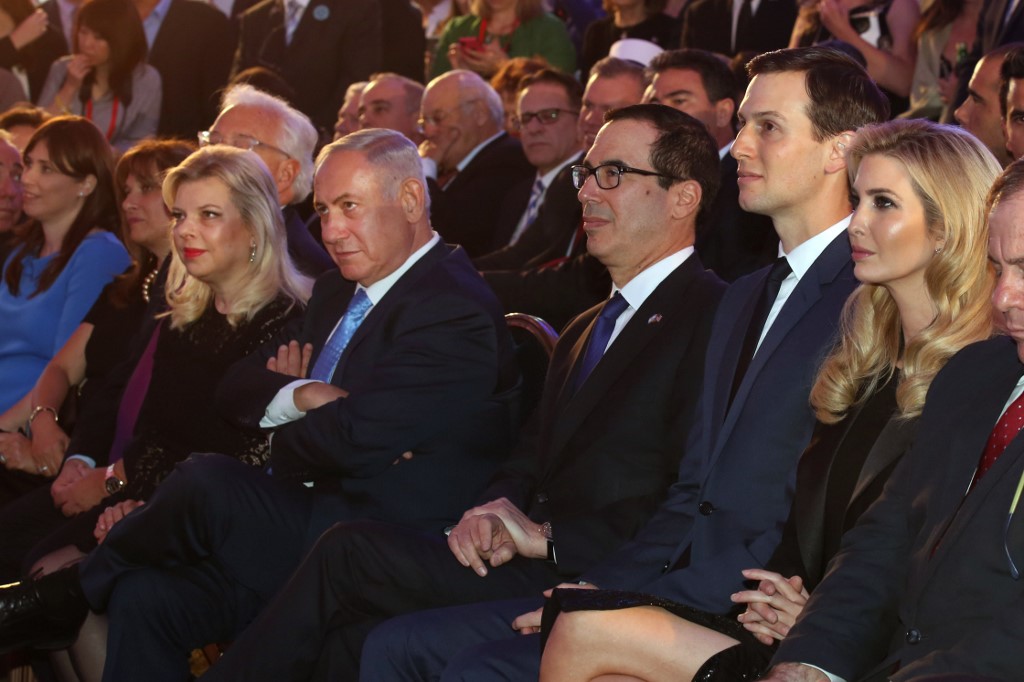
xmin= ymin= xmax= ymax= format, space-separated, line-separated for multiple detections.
xmin=84 ymin=96 xmax=119 ymax=142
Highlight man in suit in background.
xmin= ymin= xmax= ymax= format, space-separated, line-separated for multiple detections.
xmin=0 ymin=129 xmax=521 ymax=681
xmin=357 ymin=72 xmax=424 ymax=144
xmin=131 ymin=0 xmax=235 ymax=139
xmin=955 ymin=44 xmax=1017 ymax=166
xmin=232 ymin=0 xmax=380 ymax=135
xmin=180 ymin=103 xmax=728 ymax=682
xmin=419 ymin=69 xmax=533 ymax=257
xmin=202 ymin=84 xmax=333 ymax=277
xmin=647 ymin=48 xmax=777 ymax=281
xmin=1001 ymin=45 xmax=1024 ymax=159
xmin=389 ymin=45 xmax=886 ymax=682
xmin=951 ymin=0 xmax=1024 ymax=113
xmin=681 ymin=0 xmax=797 ymax=58
xmin=475 ymin=68 xmax=583 ymax=266
xmin=480 ymin=56 xmax=646 ymax=328
xmin=764 ymin=160 xmax=1024 ymax=682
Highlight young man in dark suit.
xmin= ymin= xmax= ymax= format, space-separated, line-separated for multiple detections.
xmin=360 ymin=46 xmax=888 ymax=681
xmin=170 ymin=103 xmax=729 ymax=682
xmin=762 ymin=161 xmax=1024 ymax=682
xmin=0 ymin=129 xmax=521 ymax=681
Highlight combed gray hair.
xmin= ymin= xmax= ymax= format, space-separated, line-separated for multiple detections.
xmin=316 ymin=128 xmax=430 ymax=211
xmin=435 ymin=70 xmax=504 ymax=126
xmin=220 ymin=84 xmax=317 ymax=203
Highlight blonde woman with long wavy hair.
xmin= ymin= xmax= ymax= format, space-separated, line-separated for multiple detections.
xmin=537 ymin=118 xmax=999 ymax=682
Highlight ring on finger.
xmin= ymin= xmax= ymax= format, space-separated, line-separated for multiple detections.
xmin=39 ymin=464 xmax=49 ymax=474
xmin=0 ymin=453 xmax=5 ymax=464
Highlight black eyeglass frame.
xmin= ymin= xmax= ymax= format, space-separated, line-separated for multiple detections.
xmin=571 ymin=163 xmax=680 ymax=190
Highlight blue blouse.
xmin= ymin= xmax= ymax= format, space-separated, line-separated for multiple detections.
xmin=0 ymin=231 xmax=130 ymax=413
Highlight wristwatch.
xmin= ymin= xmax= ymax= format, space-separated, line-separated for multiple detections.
xmin=104 ymin=463 xmax=125 ymax=495
xmin=540 ymin=521 xmax=555 ymax=563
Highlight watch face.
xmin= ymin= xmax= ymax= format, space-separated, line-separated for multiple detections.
xmin=105 ymin=477 xmax=124 ymax=495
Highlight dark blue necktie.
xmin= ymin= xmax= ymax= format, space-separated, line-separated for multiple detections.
xmin=574 ymin=292 xmax=629 ymax=392
xmin=309 ymin=288 xmax=373 ymax=383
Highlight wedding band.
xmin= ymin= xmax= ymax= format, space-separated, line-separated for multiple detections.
xmin=39 ymin=464 xmax=49 ymax=473
xmin=0 ymin=454 xmax=6 ymax=464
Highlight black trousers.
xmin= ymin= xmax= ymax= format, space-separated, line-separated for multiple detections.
xmin=203 ymin=520 xmax=564 ymax=682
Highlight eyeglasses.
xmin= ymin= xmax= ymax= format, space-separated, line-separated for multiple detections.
xmin=511 ymin=108 xmax=579 ymax=131
xmin=417 ymin=99 xmax=480 ymax=133
xmin=197 ymin=130 xmax=292 ymax=159
xmin=571 ymin=163 xmax=679 ymax=190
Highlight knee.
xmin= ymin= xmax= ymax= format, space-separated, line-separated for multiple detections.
xmin=361 ymin=616 xmax=420 ymax=678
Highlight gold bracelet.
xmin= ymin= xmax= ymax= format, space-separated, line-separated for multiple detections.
xmin=27 ymin=405 xmax=58 ymax=426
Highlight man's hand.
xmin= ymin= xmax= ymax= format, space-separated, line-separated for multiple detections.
xmin=293 ymin=382 xmax=347 ymax=412
xmin=510 ymin=582 xmax=598 ymax=635
xmin=447 ymin=498 xmax=548 ymax=576
xmin=57 ymin=467 xmax=108 ymax=517
xmin=759 ymin=662 xmax=830 ymax=681
xmin=50 ymin=458 xmax=92 ymax=507
xmin=732 ymin=569 xmax=809 ymax=645
xmin=94 ymin=499 xmax=145 ymax=543
xmin=0 ymin=431 xmax=34 ymax=473
xmin=266 ymin=340 xmax=313 ymax=378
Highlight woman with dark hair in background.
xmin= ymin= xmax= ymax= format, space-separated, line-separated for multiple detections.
xmin=0 ymin=116 xmax=127 ymax=502
xmin=580 ymin=0 xmax=679 ymax=78
xmin=0 ymin=0 xmax=66 ymax=102
xmin=902 ymin=0 xmax=981 ymax=120
xmin=38 ymin=0 xmax=160 ymax=152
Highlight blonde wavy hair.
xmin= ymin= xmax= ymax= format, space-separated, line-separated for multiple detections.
xmin=163 ymin=146 xmax=312 ymax=329
xmin=811 ymin=119 xmax=997 ymax=423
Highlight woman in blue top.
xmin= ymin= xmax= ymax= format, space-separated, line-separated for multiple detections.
xmin=0 ymin=116 xmax=127 ymax=447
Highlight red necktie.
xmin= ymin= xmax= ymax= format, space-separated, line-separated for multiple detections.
xmin=976 ymin=391 xmax=1024 ymax=484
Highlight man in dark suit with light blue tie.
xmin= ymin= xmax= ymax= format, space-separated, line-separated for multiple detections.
xmin=343 ymin=46 xmax=890 ymax=681
xmin=0 ymin=129 xmax=521 ymax=681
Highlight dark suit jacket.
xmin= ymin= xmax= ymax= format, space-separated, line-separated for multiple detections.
xmin=381 ymin=0 xmax=426 ymax=83
xmin=952 ymin=0 xmax=1024 ymax=113
xmin=697 ymin=154 xmax=778 ymax=283
xmin=233 ymin=0 xmax=381 ymax=133
xmin=283 ymin=205 xmax=332 ymax=277
xmin=681 ymin=0 xmax=797 ymax=57
xmin=483 ymin=254 xmax=726 ymax=576
xmin=475 ymin=156 xmax=584 ymax=272
xmin=428 ymin=133 xmax=534 ymax=257
xmin=770 ymin=406 xmax=918 ymax=592
xmin=583 ymin=230 xmax=858 ymax=612
xmin=217 ymin=242 xmax=520 ymax=532
xmin=148 ymin=0 xmax=234 ymax=139
xmin=775 ymin=336 xmax=1024 ymax=681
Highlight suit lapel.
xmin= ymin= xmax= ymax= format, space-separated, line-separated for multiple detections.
xmin=547 ymin=256 xmax=703 ymax=459
xmin=708 ymin=272 xmax=763 ymax=431
xmin=713 ymin=231 xmax=850 ymax=464
xmin=442 ymin=133 xmax=509 ymax=193
xmin=332 ymin=241 xmax=450 ymax=380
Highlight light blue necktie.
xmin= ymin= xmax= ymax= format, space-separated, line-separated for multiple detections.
xmin=310 ymin=288 xmax=373 ymax=383
xmin=510 ymin=178 xmax=545 ymax=245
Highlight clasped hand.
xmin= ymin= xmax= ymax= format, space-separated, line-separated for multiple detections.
xmin=447 ymin=498 xmax=546 ymax=576
xmin=732 ymin=568 xmax=810 ymax=644
xmin=267 ymin=340 xmax=347 ymax=411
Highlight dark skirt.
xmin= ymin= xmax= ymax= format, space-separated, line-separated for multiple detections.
xmin=540 ymin=587 xmax=774 ymax=682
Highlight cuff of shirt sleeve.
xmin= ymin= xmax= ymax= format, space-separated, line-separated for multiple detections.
xmin=260 ymin=379 xmax=318 ymax=428
xmin=65 ymin=454 xmax=96 ymax=468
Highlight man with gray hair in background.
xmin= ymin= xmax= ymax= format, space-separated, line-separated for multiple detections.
xmin=419 ymin=69 xmax=534 ymax=257
xmin=202 ymin=84 xmax=333 ymax=276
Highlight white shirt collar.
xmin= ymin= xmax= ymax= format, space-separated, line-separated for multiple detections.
xmin=719 ymin=140 xmax=734 ymax=160
xmin=360 ymin=232 xmax=441 ymax=305
xmin=780 ymin=215 xmax=851 ymax=282
xmin=614 ymin=246 xmax=695 ymax=312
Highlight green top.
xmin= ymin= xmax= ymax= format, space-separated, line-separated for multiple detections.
xmin=431 ymin=12 xmax=577 ymax=79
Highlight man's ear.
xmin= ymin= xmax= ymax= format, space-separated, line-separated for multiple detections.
xmin=714 ymin=97 xmax=736 ymax=132
xmin=825 ymin=130 xmax=855 ymax=174
xmin=401 ymin=177 xmax=426 ymax=222
xmin=276 ymin=158 xmax=299 ymax=195
xmin=669 ymin=178 xmax=702 ymax=221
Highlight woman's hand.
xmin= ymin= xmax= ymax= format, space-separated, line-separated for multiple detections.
xmin=9 ymin=9 xmax=48 ymax=51
xmin=0 ymin=431 xmax=38 ymax=474
xmin=451 ymin=40 xmax=509 ymax=77
xmin=817 ymin=0 xmax=858 ymax=43
xmin=731 ymin=569 xmax=809 ymax=645
xmin=94 ymin=499 xmax=145 ymax=543
xmin=64 ymin=53 xmax=93 ymax=89
xmin=28 ymin=415 xmax=69 ymax=478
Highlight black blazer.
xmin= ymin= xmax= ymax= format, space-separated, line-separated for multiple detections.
xmin=149 ymin=0 xmax=235 ymax=139
xmin=283 ymin=206 xmax=332 ymax=278
xmin=483 ymin=254 xmax=726 ymax=576
xmin=681 ymin=0 xmax=797 ymax=56
xmin=584 ymin=230 xmax=858 ymax=613
xmin=233 ymin=0 xmax=381 ymax=132
xmin=475 ymin=156 xmax=584 ymax=272
xmin=428 ymin=133 xmax=535 ymax=258
xmin=218 ymin=242 xmax=521 ymax=532
xmin=775 ymin=336 xmax=1024 ymax=681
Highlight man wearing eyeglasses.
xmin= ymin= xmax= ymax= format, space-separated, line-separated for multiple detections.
xmin=475 ymin=68 xmax=583 ymax=264
xmin=175 ymin=103 xmax=727 ymax=682
xmin=200 ymin=84 xmax=333 ymax=277
xmin=418 ymin=69 xmax=533 ymax=257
